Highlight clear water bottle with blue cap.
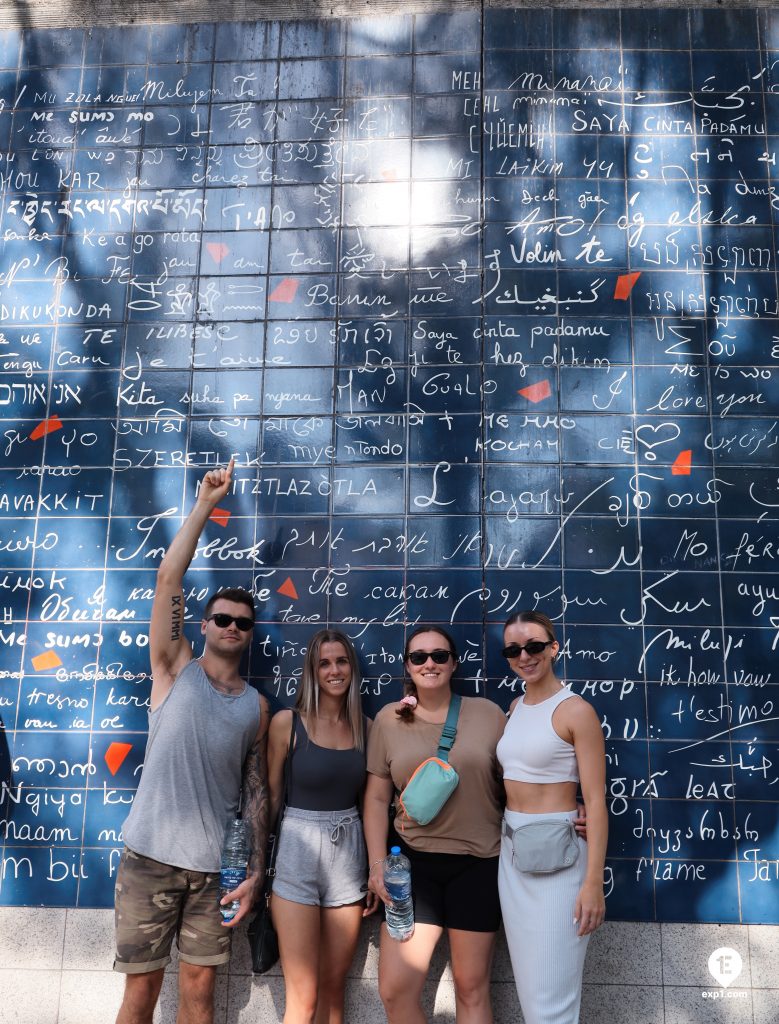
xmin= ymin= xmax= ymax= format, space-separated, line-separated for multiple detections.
xmin=383 ymin=846 xmax=414 ymax=941
xmin=219 ymin=817 xmax=249 ymax=921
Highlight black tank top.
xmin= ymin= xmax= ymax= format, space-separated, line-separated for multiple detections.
xmin=287 ymin=714 xmax=366 ymax=812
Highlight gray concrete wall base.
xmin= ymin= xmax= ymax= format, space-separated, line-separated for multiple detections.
xmin=0 ymin=908 xmax=775 ymax=1023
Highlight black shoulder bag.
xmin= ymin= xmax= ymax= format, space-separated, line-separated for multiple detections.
xmin=247 ymin=713 xmax=295 ymax=974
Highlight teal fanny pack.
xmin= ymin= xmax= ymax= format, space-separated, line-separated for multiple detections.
xmin=398 ymin=695 xmax=462 ymax=827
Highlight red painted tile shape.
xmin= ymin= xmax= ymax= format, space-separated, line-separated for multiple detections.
xmin=517 ymin=380 xmax=552 ymax=403
xmin=672 ymin=450 xmax=692 ymax=475
xmin=206 ymin=242 xmax=230 ymax=264
xmin=105 ymin=742 xmax=133 ymax=776
xmin=31 ymin=650 xmax=63 ymax=671
xmin=614 ymin=272 xmax=641 ymax=300
xmin=277 ymin=577 xmax=299 ymax=600
xmin=30 ymin=415 xmax=63 ymax=440
xmin=209 ymin=507 xmax=231 ymax=527
xmin=269 ymin=278 xmax=299 ymax=303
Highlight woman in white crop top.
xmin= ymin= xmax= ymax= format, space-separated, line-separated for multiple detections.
xmin=496 ymin=610 xmax=607 ymax=1024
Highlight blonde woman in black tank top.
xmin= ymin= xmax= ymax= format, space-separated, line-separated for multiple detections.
xmin=267 ymin=629 xmax=376 ymax=1024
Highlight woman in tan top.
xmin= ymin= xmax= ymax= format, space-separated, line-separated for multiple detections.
xmin=364 ymin=625 xmax=506 ymax=1024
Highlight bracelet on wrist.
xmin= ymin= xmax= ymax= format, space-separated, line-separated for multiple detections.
xmin=369 ymin=859 xmax=384 ymax=873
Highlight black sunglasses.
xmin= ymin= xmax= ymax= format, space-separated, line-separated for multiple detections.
xmin=407 ymin=649 xmax=453 ymax=666
xmin=502 ymin=640 xmax=554 ymax=659
xmin=206 ymin=613 xmax=255 ymax=632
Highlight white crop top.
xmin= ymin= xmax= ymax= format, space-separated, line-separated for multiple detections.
xmin=496 ymin=687 xmax=579 ymax=784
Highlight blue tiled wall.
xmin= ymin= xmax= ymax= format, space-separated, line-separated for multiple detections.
xmin=0 ymin=8 xmax=778 ymax=922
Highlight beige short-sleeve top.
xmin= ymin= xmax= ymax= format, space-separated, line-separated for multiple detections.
xmin=367 ymin=696 xmax=506 ymax=857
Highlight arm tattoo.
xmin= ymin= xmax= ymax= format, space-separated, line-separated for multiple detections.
xmin=170 ymin=594 xmax=183 ymax=643
xmin=243 ymin=723 xmax=269 ymax=882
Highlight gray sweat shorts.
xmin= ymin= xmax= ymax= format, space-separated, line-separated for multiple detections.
xmin=272 ymin=806 xmax=367 ymax=907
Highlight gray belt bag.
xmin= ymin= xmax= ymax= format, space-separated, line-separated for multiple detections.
xmin=502 ymin=818 xmax=580 ymax=874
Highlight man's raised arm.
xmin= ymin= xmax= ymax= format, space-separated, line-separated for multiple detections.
xmin=149 ymin=460 xmax=234 ymax=709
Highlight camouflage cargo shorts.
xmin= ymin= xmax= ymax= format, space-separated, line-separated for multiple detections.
xmin=113 ymin=847 xmax=231 ymax=974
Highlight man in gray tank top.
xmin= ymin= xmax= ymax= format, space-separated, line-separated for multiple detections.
xmin=113 ymin=460 xmax=269 ymax=1024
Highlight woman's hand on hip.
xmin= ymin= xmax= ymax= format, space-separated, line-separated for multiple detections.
xmin=574 ymin=881 xmax=605 ymax=937
xmin=574 ymin=801 xmax=588 ymax=841
xmin=363 ymin=888 xmax=381 ymax=917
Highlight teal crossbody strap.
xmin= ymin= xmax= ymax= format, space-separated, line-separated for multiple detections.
xmin=436 ymin=694 xmax=462 ymax=762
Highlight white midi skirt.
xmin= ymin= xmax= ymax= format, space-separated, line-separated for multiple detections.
xmin=498 ymin=808 xmax=590 ymax=1024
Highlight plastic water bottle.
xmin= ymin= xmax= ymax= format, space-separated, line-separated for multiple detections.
xmin=383 ymin=846 xmax=414 ymax=941
xmin=219 ymin=817 xmax=250 ymax=921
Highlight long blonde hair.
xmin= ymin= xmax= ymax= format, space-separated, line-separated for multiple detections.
xmin=295 ymin=629 xmax=365 ymax=751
